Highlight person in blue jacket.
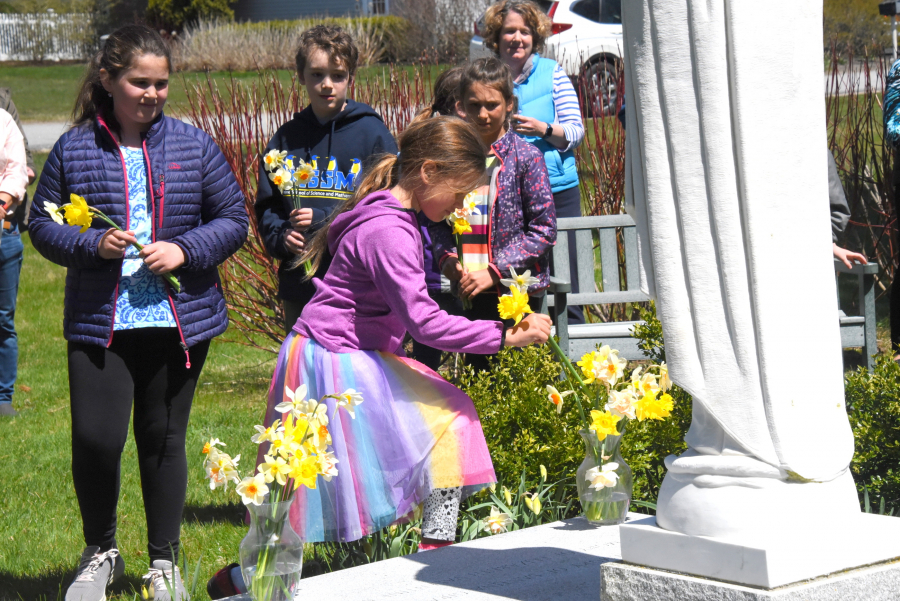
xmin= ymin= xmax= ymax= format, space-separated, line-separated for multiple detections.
xmin=883 ymin=59 xmax=900 ymax=364
xmin=28 ymin=25 xmax=248 ymax=601
xmin=255 ymin=25 xmax=397 ymax=333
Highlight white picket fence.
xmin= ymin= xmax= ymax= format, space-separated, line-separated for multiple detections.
xmin=0 ymin=12 xmax=94 ymax=61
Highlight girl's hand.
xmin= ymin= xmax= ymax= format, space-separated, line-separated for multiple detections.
xmin=833 ymin=243 xmax=868 ymax=269
xmin=98 ymin=229 xmax=138 ymax=259
xmin=460 ymin=268 xmax=499 ymax=299
xmin=511 ymin=114 xmax=546 ymax=137
xmin=504 ymin=313 xmax=552 ymax=347
xmin=441 ymin=257 xmax=464 ymax=282
xmin=140 ymin=241 xmax=187 ymax=274
xmin=289 ymin=208 xmax=313 ymax=231
xmin=284 ymin=230 xmax=306 ymax=255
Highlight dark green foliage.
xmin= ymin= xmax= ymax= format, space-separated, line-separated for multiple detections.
xmin=845 ymin=354 xmax=900 ymax=514
xmin=459 ymin=345 xmax=586 ymax=493
xmin=146 ymin=0 xmax=233 ymax=30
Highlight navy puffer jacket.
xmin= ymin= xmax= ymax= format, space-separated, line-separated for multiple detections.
xmin=29 ymin=114 xmax=248 ymax=354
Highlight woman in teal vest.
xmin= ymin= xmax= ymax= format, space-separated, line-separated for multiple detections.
xmin=483 ymin=0 xmax=586 ymax=324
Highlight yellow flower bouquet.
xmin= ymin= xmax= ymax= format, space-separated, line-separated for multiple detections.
xmin=446 ymin=193 xmax=481 ymax=310
xmin=202 ymin=385 xmax=360 ymax=601
xmin=497 ymin=282 xmax=673 ymax=524
xmin=262 ymin=149 xmax=315 ymax=275
xmin=44 ymin=194 xmax=181 ymax=293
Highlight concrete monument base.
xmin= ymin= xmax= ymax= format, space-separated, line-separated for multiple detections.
xmin=619 ymin=514 xmax=900 ymax=589
xmin=601 ymin=558 xmax=900 ymax=600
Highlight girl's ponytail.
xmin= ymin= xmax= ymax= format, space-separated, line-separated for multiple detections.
xmin=299 ymin=117 xmax=486 ymax=279
xmin=73 ymin=25 xmax=172 ymax=131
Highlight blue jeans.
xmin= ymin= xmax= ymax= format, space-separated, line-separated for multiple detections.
xmin=0 ymin=224 xmax=23 ymax=404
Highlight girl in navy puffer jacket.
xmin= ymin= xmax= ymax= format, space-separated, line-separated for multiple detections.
xmin=29 ymin=25 xmax=247 ymax=600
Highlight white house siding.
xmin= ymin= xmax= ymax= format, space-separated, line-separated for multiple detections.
xmin=233 ymin=0 xmax=390 ymax=21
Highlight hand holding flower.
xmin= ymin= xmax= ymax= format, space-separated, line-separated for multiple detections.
xmin=289 ymin=208 xmax=313 ymax=231
xmin=460 ymin=267 xmax=499 ymax=299
xmin=441 ymin=257 xmax=464 ymax=282
xmin=140 ymin=241 xmax=187 ymax=274
xmin=504 ymin=313 xmax=552 ymax=347
xmin=284 ymin=230 xmax=306 ymax=255
xmin=98 ymin=229 xmax=138 ymax=259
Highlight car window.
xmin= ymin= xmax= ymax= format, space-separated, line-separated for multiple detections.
xmin=570 ymin=0 xmax=600 ymax=23
xmin=600 ymin=0 xmax=621 ymax=24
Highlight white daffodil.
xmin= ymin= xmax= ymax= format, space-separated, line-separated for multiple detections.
xmin=206 ymin=452 xmax=240 ymax=491
xmin=317 ymin=450 xmax=339 ymax=482
xmin=545 ymin=385 xmax=575 ymax=415
xmin=236 ymin=473 xmax=269 ymax=506
xmin=44 ymin=201 xmax=64 ymax=224
xmin=263 ymin=149 xmax=287 ymax=172
xmin=275 ymin=384 xmax=309 ymax=418
xmin=483 ymin=506 xmax=513 ymax=534
xmin=659 ymin=362 xmax=672 ymax=392
xmin=585 ymin=463 xmax=620 ymax=490
xmin=201 ymin=437 xmax=225 ymax=455
xmin=500 ymin=266 xmax=540 ymax=294
xmin=605 ymin=388 xmax=637 ymax=420
xmin=335 ymin=389 xmax=363 ymax=419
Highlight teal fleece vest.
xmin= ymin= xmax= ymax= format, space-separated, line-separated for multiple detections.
xmin=514 ymin=55 xmax=579 ymax=193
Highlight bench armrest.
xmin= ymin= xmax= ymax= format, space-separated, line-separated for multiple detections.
xmin=549 ymin=276 xmax=572 ymax=294
xmin=834 ymin=258 xmax=879 ymax=275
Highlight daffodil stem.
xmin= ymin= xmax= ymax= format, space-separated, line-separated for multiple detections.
xmin=89 ymin=208 xmax=181 ymax=293
xmin=455 ymin=234 xmax=472 ymax=310
xmin=547 ymin=337 xmax=590 ymax=427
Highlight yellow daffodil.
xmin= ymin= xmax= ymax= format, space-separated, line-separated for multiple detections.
xmin=263 ymin=149 xmax=287 ymax=172
xmin=236 ymin=473 xmax=269 ymax=506
xmin=540 ymin=464 xmax=547 ymax=481
xmin=335 ymin=389 xmax=363 ymax=419
xmin=312 ymin=422 xmax=332 ymax=450
xmin=43 ymin=201 xmax=64 ymax=225
xmin=451 ymin=217 xmax=472 ymax=236
xmin=635 ymin=392 xmax=674 ymax=421
xmin=532 ymin=495 xmax=542 ymax=515
xmin=523 ymin=494 xmax=534 ymax=513
xmin=258 ymin=454 xmax=291 ymax=486
xmin=497 ymin=286 xmax=533 ymax=325
xmin=637 ymin=372 xmax=659 ymax=396
xmin=294 ymin=162 xmax=315 ymax=185
xmin=659 ymin=362 xmax=672 ymax=392
xmin=589 ymin=409 xmax=621 ymax=441
xmin=289 ymin=455 xmax=320 ymax=490
xmin=503 ymin=486 xmax=512 ymax=507
xmin=545 ymin=385 xmax=574 ymax=414
xmin=317 ymin=450 xmax=339 ymax=482
xmin=605 ymin=388 xmax=637 ymax=420
xmin=577 ymin=350 xmax=603 ymax=384
xmin=64 ymin=194 xmax=93 ymax=233
xmin=585 ymin=462 xmax=620 ymax=490
xmin=500 ymin=266 xmax=539 ymax=294
xmin=251 ymin=419 xmax=282 ymax=444
xmin=483 ymin=506 xmax=513 ymax=534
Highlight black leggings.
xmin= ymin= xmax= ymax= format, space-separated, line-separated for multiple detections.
xmin=68 ymin=329 xmax=209 ymax=562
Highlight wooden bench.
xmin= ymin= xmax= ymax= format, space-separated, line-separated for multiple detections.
xmin=547 ymin=215 xmax=881 ymax=369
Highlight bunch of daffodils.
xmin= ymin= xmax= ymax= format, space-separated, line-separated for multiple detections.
xmin=448 ymin=194 xmax=482 ymax=310
xmin=263 ymin=149 xmax=316 ymax=274
xmin=544 ymin=339 xmax=673 ymax=494
xmin=202 ymin=384 xmax=362 ymax=506
xmin=44 ymin=195 xmax=180 ymax=292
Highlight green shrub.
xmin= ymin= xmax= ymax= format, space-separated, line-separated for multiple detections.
xmin=845 ymin=354 xmax=900 ymax=513
xmin=824 ymin=0 xmax=889 ymax=54
xmin=147 ymin=0 xmax=235 ymax=30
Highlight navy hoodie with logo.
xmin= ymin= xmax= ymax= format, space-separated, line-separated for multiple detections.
xmin=256 ymin=99 xmax=398 ymax=303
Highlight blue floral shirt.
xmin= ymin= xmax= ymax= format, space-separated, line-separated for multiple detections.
xmin=113 ymin=146 xmax=176 ymax=330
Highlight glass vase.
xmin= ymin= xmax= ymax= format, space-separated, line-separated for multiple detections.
xmin=240 ymin=500 xmax=303 ymax=601
xmin=575 ymin=429 xmax=633 ymax=525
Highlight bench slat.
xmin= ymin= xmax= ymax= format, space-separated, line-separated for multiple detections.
xmin=624 ymin=226 xmax=639 ymax=291
xmin=554 ymin=228 xmax=570 ymax=288
xmin=576 ymin=229 xmax=596 ymax=296
xmin=556 ymin=215 xmax=636 ymax=229
xmin=599 ymin=228 xmax=619 ymax=292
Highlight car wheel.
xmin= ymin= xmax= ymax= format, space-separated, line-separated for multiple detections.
xmin=581 ymin=58 xmax=620 ymax=118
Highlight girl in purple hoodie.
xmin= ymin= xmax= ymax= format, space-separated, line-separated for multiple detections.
xmin=260 ymin=117 xmax=551 ymax=549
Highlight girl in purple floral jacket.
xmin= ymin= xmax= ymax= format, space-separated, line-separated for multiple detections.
xmin=430 ymin=57 xmax=556 ymax=371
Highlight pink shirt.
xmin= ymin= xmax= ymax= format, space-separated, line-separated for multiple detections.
xmin=0 ymin=109 xmax=27 ymax=204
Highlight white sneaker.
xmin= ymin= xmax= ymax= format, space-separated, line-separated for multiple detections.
xmin=141 ymin=559 xmax=190 ymax=601
xmin=65 ymin=547 xmax=124 ymax=601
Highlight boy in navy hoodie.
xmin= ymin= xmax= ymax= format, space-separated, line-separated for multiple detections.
xmin=256 ymin=25 xmax=398 ymax=333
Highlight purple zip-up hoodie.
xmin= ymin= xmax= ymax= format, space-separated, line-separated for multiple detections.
xmin=293 ymin=190 xmax=506 ymax=355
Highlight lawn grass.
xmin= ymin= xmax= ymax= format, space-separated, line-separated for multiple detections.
xmin=0 ymin=63 xmax=447 ymax=123
xmin=0 ymin=231 xmax=277 ymax=600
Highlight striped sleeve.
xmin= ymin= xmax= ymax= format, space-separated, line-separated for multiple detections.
xmin=551 ymin=65 xmax=585 ymax=152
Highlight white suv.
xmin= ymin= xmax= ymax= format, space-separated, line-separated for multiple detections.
xmin=469 ymin=0 xmax=623 ymax=116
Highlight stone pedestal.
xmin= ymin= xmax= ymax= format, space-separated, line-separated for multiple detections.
xmin=601 ymin=559 xmax=900 ymax=600
xmin=618 ymin=514 xmax=900 ymax=589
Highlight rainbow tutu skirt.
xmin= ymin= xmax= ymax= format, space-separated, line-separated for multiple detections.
xmin=261 ymin=333 xmax=497 ymax=542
